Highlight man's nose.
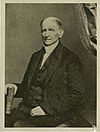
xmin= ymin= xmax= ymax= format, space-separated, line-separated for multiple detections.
xmin=45 ymin=31 xmax=49 ymax=37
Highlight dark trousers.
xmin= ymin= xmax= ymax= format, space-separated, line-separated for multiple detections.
xmin=5 ymin=105 xmax=60 ymax=127
xmin=5 ymin=105 xmax=92 ymax=127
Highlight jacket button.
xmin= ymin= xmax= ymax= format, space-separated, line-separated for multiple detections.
xmin=36 ymin=87 xmax=39 ymax=90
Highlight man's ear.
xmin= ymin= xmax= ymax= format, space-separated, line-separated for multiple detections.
xmin=59 ymin=29 xmax=64 ymax=38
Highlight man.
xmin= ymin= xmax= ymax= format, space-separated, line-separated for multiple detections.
xmin=5 ymin=17 xmax=91 ymax=127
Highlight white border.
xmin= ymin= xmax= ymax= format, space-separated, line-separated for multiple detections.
xmin=0 ymin=0 xmax=100 ymax=131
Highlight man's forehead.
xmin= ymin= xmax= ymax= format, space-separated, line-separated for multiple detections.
xmin=43 ymin=17 xmax=61 ymax=23
xmin=42 ymin=17 xmax=62 ymax=28
xmin=42 ymin=20 xmax=57 ymax=26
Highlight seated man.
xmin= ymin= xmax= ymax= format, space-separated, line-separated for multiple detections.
xmin=5 ymin=16 xmax=91 ymax=127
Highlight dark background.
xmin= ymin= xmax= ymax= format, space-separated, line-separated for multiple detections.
xmin=5 ymin=3 xmax=96 ymax=125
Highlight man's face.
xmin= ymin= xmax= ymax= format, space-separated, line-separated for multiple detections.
xmin=41 ymin=19 xmax=63 ymax=46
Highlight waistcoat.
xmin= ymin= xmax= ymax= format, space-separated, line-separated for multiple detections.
xmin=23 ymin=50 xmax=52 ymax=108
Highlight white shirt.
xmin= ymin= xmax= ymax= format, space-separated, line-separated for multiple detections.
xmin=40 ymin=41 xmax=59 ymax=68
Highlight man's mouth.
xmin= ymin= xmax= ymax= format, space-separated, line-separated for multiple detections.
xmin=45 ymin=39 xmax=51 ymax=41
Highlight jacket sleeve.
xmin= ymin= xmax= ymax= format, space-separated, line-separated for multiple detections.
xmin=40 ymin=55 xmax=84 ymax=115
xmin=14 ymin=54 xmax=35 ymax=98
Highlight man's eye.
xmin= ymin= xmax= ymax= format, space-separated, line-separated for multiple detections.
xmin=48 ymin=29 xmax=54 ymax=31
xmin=42 ymin=29 xmax=46 ymax=33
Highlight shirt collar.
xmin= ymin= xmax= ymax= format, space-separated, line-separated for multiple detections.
xmin=43 ymin=41 xmax=59 ymax=54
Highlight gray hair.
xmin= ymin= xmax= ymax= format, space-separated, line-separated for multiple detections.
xmin=40 ymin=17 xmax=63 ymax=29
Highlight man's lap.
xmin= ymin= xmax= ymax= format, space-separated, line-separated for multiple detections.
xmin=14 ymin=116 xmax=60 ymax=127
xmin=5 ymin=106 xmax=92 ymax=127
xmin=5 ymin=107 xmax=60 ymax=127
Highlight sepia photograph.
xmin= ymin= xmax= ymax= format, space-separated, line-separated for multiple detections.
xmin=0 ymin=0 xmax=99 ymax=131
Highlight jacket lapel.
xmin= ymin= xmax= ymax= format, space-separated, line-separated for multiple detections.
xmin=28 ymin=49 xmax=42 ymax=88
xmin=44 ymin=43 xmax=63 ymax=88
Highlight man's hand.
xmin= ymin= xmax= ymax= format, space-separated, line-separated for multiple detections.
xmin=5 ymin=83 xmax=17 ymax=95
xmin=30 ymin=106 xmax=46 ymax=116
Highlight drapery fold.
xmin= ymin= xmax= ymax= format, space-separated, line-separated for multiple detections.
xmin=74 ymin=3 xmax=97 ymax=56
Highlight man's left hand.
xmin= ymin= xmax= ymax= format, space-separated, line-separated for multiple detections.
xmin=30 ymin=106 xmax=46 ymax=116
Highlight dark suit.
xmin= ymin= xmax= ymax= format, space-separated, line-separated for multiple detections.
xmin=5 ymin=43 xmax=91 ymax=127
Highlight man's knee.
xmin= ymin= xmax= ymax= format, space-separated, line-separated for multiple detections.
xmin=5 ymin=108 xmax=24 ymax=127
xmin=14 ymin=120 xmax=24 ymax=127
xmin=5 ymin=114 xmax=14 ymax=127
xmin=14 ymin=120 xmax=36 ymax=127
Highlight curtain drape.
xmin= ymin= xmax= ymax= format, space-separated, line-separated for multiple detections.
xmin=74 ymin=3 xmax=97 ymax=56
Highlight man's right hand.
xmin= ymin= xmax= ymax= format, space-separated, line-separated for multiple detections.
xmin=5 ymin=83 xmax=18 ymax=95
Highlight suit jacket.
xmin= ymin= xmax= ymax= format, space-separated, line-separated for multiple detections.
xmin=15 ymin=43 xmax=84 ymax=123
